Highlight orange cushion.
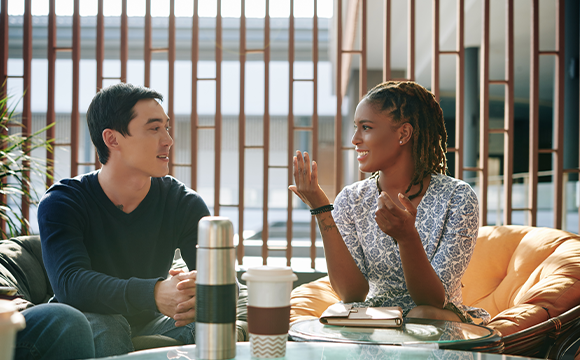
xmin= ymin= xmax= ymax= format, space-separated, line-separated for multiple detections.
xmin=290 ymin=276 xmax=340 ymax=324
xmin=289 ymin=226 xmax=580 ymax=338
xmin=462 ymin=226 xmax=580 ymax=335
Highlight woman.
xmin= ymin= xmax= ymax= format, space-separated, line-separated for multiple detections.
xmin=289 ymin=81 xmax=489 ymax=324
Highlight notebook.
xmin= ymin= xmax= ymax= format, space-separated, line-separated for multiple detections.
xmin=319 ymin=303 xmax=403 ymax=328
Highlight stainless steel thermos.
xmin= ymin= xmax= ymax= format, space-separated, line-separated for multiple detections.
xmin=196 ymin=216 xmax=237 ymax=359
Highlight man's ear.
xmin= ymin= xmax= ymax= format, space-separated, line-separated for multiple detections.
xmin=102 ymin=129 xmax=120 ymax=150
xmin=399 ymin=123 xmax=414 ymax=145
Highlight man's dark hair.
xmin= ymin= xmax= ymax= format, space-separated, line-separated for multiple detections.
xmin=87 ymin=83 xmax=163 ymax=164
xmin=365 ymin=81 xmax=448 ymax=200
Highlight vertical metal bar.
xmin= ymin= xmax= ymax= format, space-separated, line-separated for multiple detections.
xmin=263 ymin=0 xmax=271 ymax=265
xmin=286 ymin=0 xmax=295 ymax=266
xmin=311 ymin=0 xmax=319 ymax=269
xmin=47 ymin=0 xmax=56 ymax=187
xmin=0 ymin=0 xmax=7 ymax=234
xmin=97 ymin=0 xmax=104 ymax=92
xmin=503 ymin=0 xmax=514 ymax=225
xmin=454 ymin=0 xmax=464 ymax=180
xmin=71 ymin=0 xmax=80 ymax=178
xmin=359 ymin=0 xmax=367 ymax=99
xmin=191 ymin=0 xmax=199 ymax=191
xmin=215 ymin=0 xmax=222 ymax=216
xmin=95 ymin=0 xmax=104 ymax=169
xmin=144 ymin=0 xmax=152 ymax=87
xmin=238 ymin=0 xmax=246 ymax=265
xmin=358 ymin=0 xmax=367 ymax=182
xmin=479 ymin=0 xmax=490 ymax=226
xmin=553 ymin=0 xmax=565 ymax=229
xmin=168 ymin=0 xmax=175 ymax=175
xmin=431 ymin=0 xmax=439 ymax=100
xmin=408 ymin=0 xmax=415 ymax=81
xmin=529 ymin=0 xmax=539 ymax=226
xmin=334 ymin=0 xmax=343 ymax=196
xmin=340 ymin=0 xmax=360 ymax=100
xmin=121 ymin=0 xmax=128 ymax=83
xmin=0 ymin=0 xmax=6 ymax=90
xmin=21 ymin=0 xmax=32 ymax=229
xmin=383 ymin=0 xmax=391 ymax=81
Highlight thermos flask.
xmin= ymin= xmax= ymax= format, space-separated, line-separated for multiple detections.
xmin=196 ymin=216 xmax=237 ymax=359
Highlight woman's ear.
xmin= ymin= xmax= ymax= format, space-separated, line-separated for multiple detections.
xmin=399 ymin=123 xmax=414 ymax=145
xmin=102 ymin=129 xmax=119 ymax=150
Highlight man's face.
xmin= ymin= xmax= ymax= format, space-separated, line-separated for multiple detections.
xmin=116 ymin=98 xmax=173 ymax=178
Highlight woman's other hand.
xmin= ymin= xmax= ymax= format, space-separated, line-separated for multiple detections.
xmin=375 ymin=192 xmax=418 ymax=242
xmin=288 ymin=150 xmax=330 ymax=209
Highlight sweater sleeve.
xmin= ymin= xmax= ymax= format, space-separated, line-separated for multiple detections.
xmin=174 ymin=187 xmax=211 ymax=271
xmin=38 ymin=187 xmax=161 ymax=315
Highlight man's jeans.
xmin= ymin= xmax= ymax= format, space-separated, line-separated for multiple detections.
xmin=84 ymin=312 xmax=196 ymax=358
xmin=15 ymin=303 xmax=95 ymax=360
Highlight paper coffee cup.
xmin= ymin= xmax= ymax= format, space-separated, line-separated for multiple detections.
xmin=0 ymin=300 xmax=26 ymax=360
xmin=241 ymin=266 xmax=297 ymax=359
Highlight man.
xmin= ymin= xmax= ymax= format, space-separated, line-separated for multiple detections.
xmin=38 ymin=83 xmax=210 ymax=357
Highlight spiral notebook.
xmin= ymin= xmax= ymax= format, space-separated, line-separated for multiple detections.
xmin=319 ymin=303 xmax=403 ymax=328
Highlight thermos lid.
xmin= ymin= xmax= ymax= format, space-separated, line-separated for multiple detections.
xmin=241 ymin=266 xmax=298 ymax=283
xmin=197 ymin=216 xmax=234 ymax=248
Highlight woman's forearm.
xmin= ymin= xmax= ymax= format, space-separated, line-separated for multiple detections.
xmin=315 ymin=212 xmax=369 ymax=302
xmin=397 ymin=231 xmax=446 ymax=307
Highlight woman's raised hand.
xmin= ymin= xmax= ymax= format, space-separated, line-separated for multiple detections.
xmin=374 ymin=192 xmax=418 ymax=243
xmin=288 ymin=150 xmax=330 ymax=209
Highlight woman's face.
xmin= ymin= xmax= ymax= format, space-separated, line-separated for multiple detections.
xmin=351 ymin=98 xmax=407 ymax=173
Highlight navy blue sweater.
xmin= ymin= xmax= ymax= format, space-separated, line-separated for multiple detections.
xmin=38 ymin=171 xmax=210 ymax=326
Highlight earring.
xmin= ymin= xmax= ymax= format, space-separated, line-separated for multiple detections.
xmin=399 ymin=140 xmax=403 ymax=144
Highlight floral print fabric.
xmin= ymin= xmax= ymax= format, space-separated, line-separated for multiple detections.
xmin=332 ymin=174 xmax=490 ymax=324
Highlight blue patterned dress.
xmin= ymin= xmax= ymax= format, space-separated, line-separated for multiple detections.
xmin=332 ymin=173 xmax=490 ymax=324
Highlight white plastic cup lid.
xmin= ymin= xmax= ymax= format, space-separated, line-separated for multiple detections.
xmin=241 ymin=266 xmax=298 ymax=283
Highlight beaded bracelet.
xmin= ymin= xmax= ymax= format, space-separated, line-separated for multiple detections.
xmin=310 ymin=204 xmax=334 ymax=215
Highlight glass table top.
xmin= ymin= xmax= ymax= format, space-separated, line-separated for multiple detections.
xmin=289 ymin=318 xmax=502 ymax=351
xmin=100 ymin=341 xmax=537 ymax=360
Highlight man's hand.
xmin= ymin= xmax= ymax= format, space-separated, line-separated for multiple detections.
xmin=154 ymin=269 xmax=197 ymax=327
xmin=173 ymin=270 xmax=197 ymax=327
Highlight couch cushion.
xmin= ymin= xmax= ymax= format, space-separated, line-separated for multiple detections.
xmin=0 ymin=236 xmax=53 ymax=310
xmin=462 ymin=225 xmax=580 ymax=335
xmin=290 ymin=276 xmax=341 ymax=324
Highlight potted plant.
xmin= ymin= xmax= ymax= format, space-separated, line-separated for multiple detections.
xmin=0 ymin=90 xmax=54 ymax=238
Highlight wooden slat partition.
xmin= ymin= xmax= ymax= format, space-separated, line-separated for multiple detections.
xmin=263 ymin=1 xmax=271 ymax=265
xmin=503 ymin=0 xmax=515 ymax=226
xmin=0 ymin=0 xmax=7 ymax=234
xmin=238 ymin=0 xmax=247 ymax=265
xmin=121 ymin=0 xmax=128 ymax=83
xmin=551 ymin=0 xmax=565 ymax=229
xmin=0 ymin=0 xmax=577 ymax=248
xmin=286 ymin=0 xmax=295 ymax=266
xmin=528 ymin=0 xmax=539 ymax=226
xmin=21 ymin=0 xmax=31 ymax=227
xmin=168 ymin=0 xmax=176 ymax=174
xmin=46 ymin=0 xmax=56 ymax=185
xmin=478 ymin=0 xmax=490 ymax=226
xmin=310 ymin=0 xmax=319 ymax=269
xmin=71 ymin=0 xmax=80 ymax=177
xmin=214 ymin=0 xmax=222 ymax=216
xmin=190 ymin=0 xmax=199 ymax=192
xmin=454 ymin=0 xmax=465 ymax=184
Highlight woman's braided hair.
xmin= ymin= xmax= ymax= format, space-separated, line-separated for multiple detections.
xmin=365 ymin=81 xmax=448 ymax=200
